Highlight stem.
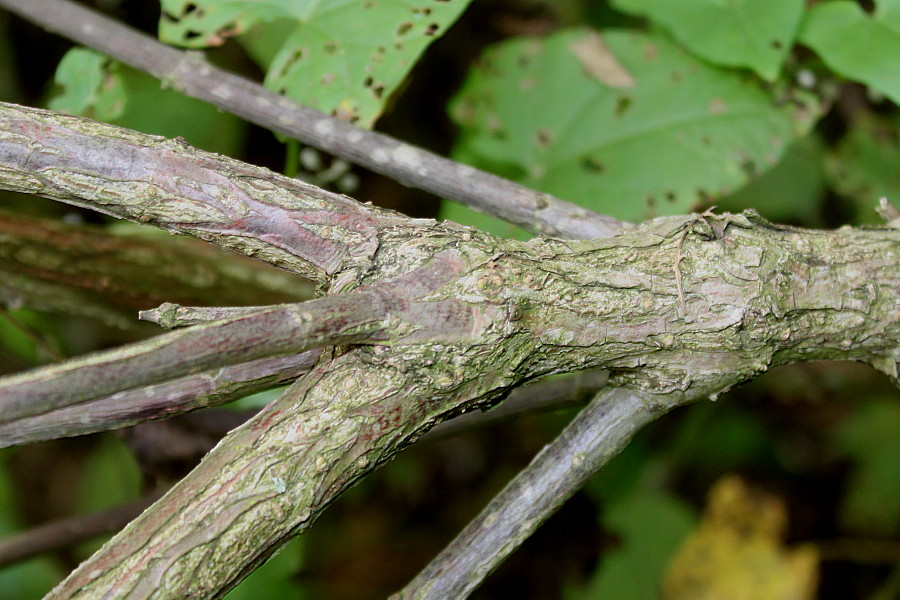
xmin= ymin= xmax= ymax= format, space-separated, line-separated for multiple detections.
xmin=0 ymin=0 xmax=628 ymax=240
xmin=0 ymin=351 xmax=318 ymax=448
xmin=0 ymin=290 xmax=393 ymax=425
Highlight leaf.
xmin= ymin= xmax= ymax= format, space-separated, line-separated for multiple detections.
xmin=611 ymin=0 xmax=805 ymax=81
xmin=568 ymin=490 xmax=695 ymax=600
xmin=662 ymin=475 xmax=818 ymax=600
xmin=825 ymin=115 xmax=900 ymax=224
xmin=48 ymin=47 xmax=126 ymax=121
xmin=833 ymin=400 xmax=900 ymax=535
xmin=447 ymin=28 xmax=821 ymax=232
xmin=799 ymin=0 xmax=900 ymax=105
xmin=47 ymin=48 xmax=245 ymax=157
xmin=159 ymin=0 xmax=472 ymax=127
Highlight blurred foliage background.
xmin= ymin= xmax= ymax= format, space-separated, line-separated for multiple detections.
xmin=0 ymin=0 xmax=898 ymax=598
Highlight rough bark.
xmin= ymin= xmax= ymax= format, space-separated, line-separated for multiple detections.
xmin=1 ymin=103 xmax=898 ymax=598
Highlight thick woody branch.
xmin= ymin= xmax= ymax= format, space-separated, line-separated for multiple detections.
xmin=0 ymin=351 xmax=318 ymax=448
xmin=0 ymin=0 xmax=628 ymax=240
xmin=43 ymin=215 xmax=900 ymax=599
xmin=0 ymin=209 xmax=311 ymax=328
xmin=393 ymin=387 xmax=660 ymax=600
xmin=0 ymin=102 xmax=414 ymax=283
xmin=0 ymin=289 xmax=395 ymax=426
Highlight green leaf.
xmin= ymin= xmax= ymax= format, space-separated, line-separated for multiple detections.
xmin=833 ymin=400 xmax=900 ymax=536
xmin=47 ymin=48 xmax=245 ymax=157
xmin=799 ymin=0 xmax=900 ymax=105
xmin=568 ymin=491 xmax=695 ymax=600
xmin=825 ymin=115 xmax=900 ymax=224
xmin=48 ymin=48 xmax=126 ymax=121
xmin=611 ymin=0 xmax=804 ymax=81
xmin=447 ymin=29 xmax=821 ymax=231
xmin=159 ymin=0 xmax=472 ymax=127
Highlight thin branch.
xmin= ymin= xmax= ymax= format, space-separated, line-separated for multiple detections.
xmin=0 ymin=492 xmax=163 ymax=568
xmin=0 ymin=209 xmax=312 ymax=328
xmin=0 ymin=0 xmax=629 ymax=240
xmin=392 ymin=387 xmax=664 ymax=600
xmin=138 ymin=303 xmax=292 ymax=329
xmin=0 ymin=289 xmax=394 ymax=426
xmin=0 ymin=351 xmax=318 ymax=448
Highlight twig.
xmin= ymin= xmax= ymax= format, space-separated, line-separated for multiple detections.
xmin=391 ymin=387 xmax=664 ymax=600
xmin=0 ymin=492 xmax=163 ymax=568
xmin=138 ymin=303 xmax=291 ymax=329
xmin=0 ymin=351 xmax=318 ymax=448
xmin=0 ymin=290 xmax=394 ymax=425
xmin=0 ymin=208 xmax=312 ymax=328
xmin=0 ymin=0 xmax=629 ymax=240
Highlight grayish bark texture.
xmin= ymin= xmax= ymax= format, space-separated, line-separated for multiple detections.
xmin=0 ymin=102 xmax=897 ymax=599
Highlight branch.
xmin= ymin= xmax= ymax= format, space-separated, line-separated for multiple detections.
xmin=392 ymin=387 xmax=661 ymax=599
xmin=0 ymin=209 xmax=312 ymax=328
xmin=41 ymin=213 xmax=899 ymax=598
xmin=0 ymin=351 xmax=317 ymax=448
xmin=0 ymin=289 xmax=395 ymax=425
xmin=0 ymin=0 xmax=629 ymax=240
xmin=0 ymin=102 xmax=413 ymax=283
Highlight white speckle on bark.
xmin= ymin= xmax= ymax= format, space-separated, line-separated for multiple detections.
xmin=392 ymin=144 xmax=422 ymax=168
xmin=371 ymin=148 xmax=389 ymax=164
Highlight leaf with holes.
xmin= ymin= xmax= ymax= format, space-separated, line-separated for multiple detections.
xmin=799 ymin=0 xmax=900 ymax=106
xmin=159 ymin=0 xmax=472 ymax=127
xmin=445 ymin=28 xmax=821 ymax=231
xmin=611 ymin=0 xmax=805 ymax=82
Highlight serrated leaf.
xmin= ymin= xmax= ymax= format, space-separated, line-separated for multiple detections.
xmin=611 ymin=0 xmax=804 ymax=81
xmin=447 ymin=29 xmax=821 ymax=231
xmin=825 ymin=115 xmax=900 ymax=224
xmin=159 ymin=0 xmax=472 ymax=127
xmin=47 ymin=48 xmax=245 ymax=157
xmin=799 ymin=0 xmax=900 ymax=105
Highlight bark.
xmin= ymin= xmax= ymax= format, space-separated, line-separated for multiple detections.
xmin=1 ymin=103 xmax=898 ymax=598
xmin=0 ymin=210 xmax=312 ymax=328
